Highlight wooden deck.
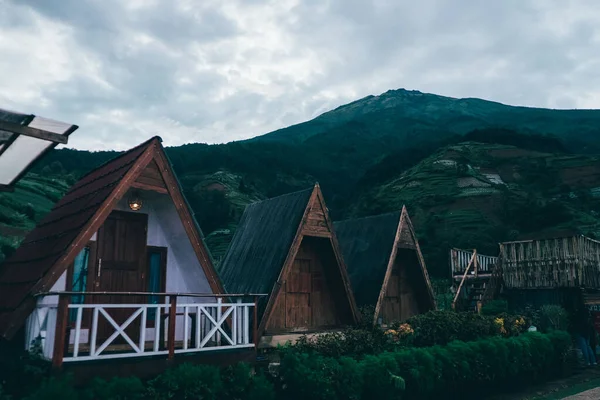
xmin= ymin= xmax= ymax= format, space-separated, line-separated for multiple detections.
xmin=501 ymin=235 xmax=600 ymax=289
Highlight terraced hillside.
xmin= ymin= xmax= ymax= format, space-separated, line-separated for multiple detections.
xmin=0 ymin=174 xmax=72 ymax=262
xmin=351 ymin=142 xmax=600 ymax=275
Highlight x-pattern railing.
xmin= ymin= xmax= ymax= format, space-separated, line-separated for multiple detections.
xmin=61 ymin=298 xmax=255 ymax=362
xmin=28 ymin=292 xmax=265 ymax=367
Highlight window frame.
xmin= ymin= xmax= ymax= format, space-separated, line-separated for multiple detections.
xmin=65 ymin=241 xmax=97 ymax=328
xmin=146 ymin=246 xmax=168 ymax=328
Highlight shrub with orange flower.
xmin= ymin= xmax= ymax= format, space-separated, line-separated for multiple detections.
xmin=384 ymin=323 xmax=414 ymax=343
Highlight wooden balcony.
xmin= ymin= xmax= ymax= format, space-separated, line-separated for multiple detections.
xmin=25 ymin=292 xmax=264 ymax=367
xmin=450 ymin=248 xmax=498 ymax=280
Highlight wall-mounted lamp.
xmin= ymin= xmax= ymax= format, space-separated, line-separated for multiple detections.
xmin=128 ymin=191 xmax=143 ymax=211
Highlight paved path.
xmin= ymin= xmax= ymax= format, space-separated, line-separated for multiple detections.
xmin=562 ymin=386 xmax=600 ymax=400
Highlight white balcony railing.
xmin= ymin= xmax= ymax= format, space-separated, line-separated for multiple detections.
xmin=25 ymin=293 xmax=263 ymax=366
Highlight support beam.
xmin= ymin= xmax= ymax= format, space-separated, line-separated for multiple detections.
xmin=452 ymin=250 xmax=477 ymax=310
xmin=131 ymin=181 xmax=168 ymax=194
xmin=0 ymin=121 xmax=69 ymax=144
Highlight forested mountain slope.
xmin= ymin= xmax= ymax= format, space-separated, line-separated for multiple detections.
xmin=3 ymin=88 xmax=600 ymax=275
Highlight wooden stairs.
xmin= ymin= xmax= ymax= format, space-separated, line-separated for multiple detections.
xmin=452 ymin=250 xmax=504 ymax=312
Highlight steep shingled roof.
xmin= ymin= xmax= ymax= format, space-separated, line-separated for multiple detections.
xmin=219 ymin=188 xmax=313 ymax=311
xmin=333 ymin=211 xmax=401 ymax=307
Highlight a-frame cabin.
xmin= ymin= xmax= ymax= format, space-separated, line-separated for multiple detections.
xmin=219 ymin=184 xmax=359 ymax=345
xmin=334 ymin=207 xmax=436 ymax=325
xmin=0 ymin=137 xmax=258 ymax=372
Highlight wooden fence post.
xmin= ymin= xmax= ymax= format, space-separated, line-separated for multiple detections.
xmin=253 ymin=296 xmax=258 ymax=346
xmin=167 ymin=295 xmax=177 ymax=361
xmin=52 ymin=295 xmax=70 ymax=369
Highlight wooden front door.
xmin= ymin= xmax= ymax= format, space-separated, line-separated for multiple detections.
xmin=94 ymin=210 xmax=148 ymax=342
xmin=286 ymin=251 xmax=312 ymax=329
xmin=266 ymin=237 xmax=339 ymax=333
xmin=381 ymin=262 xmax=401 ymax=323
xmin=381 ymin=249 xmax=421 ymax=323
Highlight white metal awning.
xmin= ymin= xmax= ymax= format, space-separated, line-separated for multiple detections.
xmin=0 ymin=108 xmax=78 ymax=191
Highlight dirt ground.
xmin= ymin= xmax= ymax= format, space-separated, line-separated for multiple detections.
xmin=562 ymin=387 xmax=600 ymax=400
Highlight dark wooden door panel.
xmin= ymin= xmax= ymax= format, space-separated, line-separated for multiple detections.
xmin=288 ymin=258 xmax=311 ymax=293
xmin=310 ymin=254 xmax=337 ymax=327
xmin=94 ymin=211 xmax=148 ymax=343
xmin=285 ymin=237 xmax=339 ymax=330
xmin=285 ymin=253 xmax=312 ymax=329
xmin=286 ymin=293 xmax=310 ymax=329
xmin=266 ymin=237 xmax=346 ymax=333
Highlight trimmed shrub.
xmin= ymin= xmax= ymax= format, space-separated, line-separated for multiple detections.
xmin=0 ymin=384 xmax=11 ymax=400
xmin=406 ymin=311 xmax=498 ymax=347
xmin=147 ymin=363 xmax=223 ymax=400
xmin=279 ymin=352 xmax=363 ymax=400
xmin=221 ymin=363 xmax=275 ymax=400
xmin=291 ymin=327 xmax=391 ymax=359
xmin=481 ymin=299 xmax=509 ymax=316
xmin=146 ymin=363 xmax=275 ymax=400
xmin=82 ymin=376 xmax=146 ymax=400
xmin=0 ymin=348 xmax=51 ymax=399
xmin=243 ymin=373 xmax=276 ymax=400
xmin=539 ymin=305 xmax=570 ymax=332
xmin=22 ymin=374 xmax=79 ymax=400
xmin=518 ymin=304 xmax=570 ymax=333
xmin=278 ymin=331 xmax=572 ymax=400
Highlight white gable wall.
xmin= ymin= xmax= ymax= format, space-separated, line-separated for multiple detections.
xmin=113 ymin=188 xmax=215 ymax=299
xmin=25 ymin=188 xmax=218 ymax=355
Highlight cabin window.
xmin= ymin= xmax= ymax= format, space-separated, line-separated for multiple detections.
xmin=146 ymin=247 xmax=167 ymax=322
xmin=69 ymin=247 xmax=90 ymax=322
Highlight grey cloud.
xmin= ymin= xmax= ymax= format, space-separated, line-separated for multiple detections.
xmin=2 ymin=0 xmax=600 ymax=150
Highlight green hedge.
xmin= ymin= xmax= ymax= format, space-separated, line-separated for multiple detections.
xmin=279 ymin=331 xmax=572 ymax=400
xmin=13 ymin=363 xmax=275 ymax=400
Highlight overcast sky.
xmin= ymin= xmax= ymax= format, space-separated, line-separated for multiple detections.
xmin=1 ymin=0 xmax=600 ymax=151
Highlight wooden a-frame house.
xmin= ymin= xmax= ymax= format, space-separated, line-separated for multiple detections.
xmin=334 ymin=207 xmax=436 ymax=325
xmin=0 ymin=137 xmax=258 ymax=372
xmin=219 ymin=184 xmax=359 ymax=345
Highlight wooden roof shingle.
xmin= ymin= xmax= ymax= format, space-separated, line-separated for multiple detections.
xmin=334 ymin=211 xmax=401 ymax=308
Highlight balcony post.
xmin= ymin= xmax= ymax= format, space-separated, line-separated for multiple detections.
xmin=52 ymin=294 xmax=70 ymax=369
xmin=253 ymin=295 xmax=258 ymax=346
xmin=167 ymin=295 xmax=177 ymax=360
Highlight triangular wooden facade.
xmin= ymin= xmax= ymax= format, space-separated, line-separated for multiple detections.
xmin=261 ymin=185 xmax=358 ymax=335
xmin=219 ymin=184 xmax=359 ymax=337
xmin=0 ymin=137 xmax=223 ymax=340
xmin=335 ymin=206 xmax=436 ymax=326
xmin=373 ymin=206 xmax=436 ymax=324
